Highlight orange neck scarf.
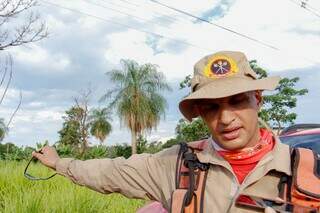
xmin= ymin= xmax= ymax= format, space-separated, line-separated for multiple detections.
xmin=216 ymin=128 xmax=275 ymax=183
xmin=217 ymin=128 xmax=275 ymax=163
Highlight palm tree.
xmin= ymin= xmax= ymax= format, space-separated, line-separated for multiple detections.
xmin=102 ymin=59 xmax=171 ymax=154
xmin=0 ymin=118 xmax=8 ymax=142
xmin=89 ymin=108 xmax=112 ymax=145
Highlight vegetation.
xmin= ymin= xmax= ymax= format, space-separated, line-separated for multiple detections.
xmin=0 ymin=0 xmax=48 ymax=51
xmin=58 ymin=89 xmax=113 ymax=158
xmin=175 ymin=118 xmax=210 ymax=142
xmin=250 ymin=60 xmax=308 ymax=134
xmin=0 ymin=161 xmax=145 ymax=213
xmin=0 ymin=0 xmax=49 ymax=143
xmin=58 ymin=107 xmax=83 ymax=148
xmin=89 ymin=108 xmax=112 ymax=145
xmin=102 ymin=59 xmax=171 ymax=155
xmin=0 ymin=118 xmax=8 ymax=142
xmin=0 ymin=138 xmax=165 ymax=161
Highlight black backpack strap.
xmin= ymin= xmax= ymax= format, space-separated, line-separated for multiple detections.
xmin=175 ymin=142 xmax=189 ymax=189
xmin=172 ymin=142 xmax=209 ymax=213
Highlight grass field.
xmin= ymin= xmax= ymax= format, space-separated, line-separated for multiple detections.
xmin=0 ymin=161 xmax=145 ymax=213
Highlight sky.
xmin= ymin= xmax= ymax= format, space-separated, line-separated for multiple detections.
xmin=1 ymin=0 xmax=320 ymax=147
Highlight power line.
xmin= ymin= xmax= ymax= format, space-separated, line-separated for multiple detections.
xmin=149 ymin=0 xmax=280 ymax=50
xmin=99 ymin=0 xmax=135 ymax=10
xmin=103 ymin=0 xmax=180 ymax=24
xmin=87 ymin=0 xmax=150 ymax=23
xmin=110 ymin=0 xmax=285 ymax=55
xmin=39 ymin=0 xmax=320 ymax=65
xmin=40 ymin=0 xmax=214 ymax=52
xmin=288 ymin=0 xmax=320 ymax=19
xmin=302 ymin=0 xmax=320 ymax=13
xmin=92 ymin=0 xmax=177 ymax=28
xmin=118 ymin=0 xmax=140 ymax=7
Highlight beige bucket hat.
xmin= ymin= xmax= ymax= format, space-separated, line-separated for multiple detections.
xmin=179 ymin=51 xmax=280 ymax=121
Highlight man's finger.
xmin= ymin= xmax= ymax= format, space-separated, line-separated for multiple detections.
xmin=41 ymin=146 xmax=48 ymax=152
xmin=32 ymin=151 xmax=43 ymax=160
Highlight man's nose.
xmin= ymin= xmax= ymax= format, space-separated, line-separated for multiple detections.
xmin=218 ymin=107 xmax=235 ymax=125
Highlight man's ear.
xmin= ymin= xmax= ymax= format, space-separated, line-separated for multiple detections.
xmin=254 ymin=90 xmax=263 ymax=109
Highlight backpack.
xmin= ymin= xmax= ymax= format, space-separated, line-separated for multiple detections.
xmin=172 ymin=142 xmax=320 ymax=213
xmin=278 ymin=148 xmax=320 ymax=212
xmin=139 ymin=141 xmax=320 ymax=213
xmin=137 ymin=140 xmax=209 ymax=213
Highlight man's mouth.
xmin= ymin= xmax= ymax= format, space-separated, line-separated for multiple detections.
xmin=221 ymin=127 xmax=241 ymax=140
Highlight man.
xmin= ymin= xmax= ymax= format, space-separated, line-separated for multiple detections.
xmin=33 ymin=51 xmax=291 ymax=212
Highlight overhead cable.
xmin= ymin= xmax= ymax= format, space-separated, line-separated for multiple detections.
xmin=90 ymin=0 xmax=177 ymax=28
xmin=102 ymin=0 xmax=179 ymax=23
xmin=288 ymin=0 xmax=320 ymax=18
xmin=149 ymin=0 xmax=279 ymax=50
xmin=87 ymin=0 xmax=150 ymax=22
xmin=40 ymin=0 xmax=320 ymax=65
xmin=40 ymin=0 xmax=214 ymax=52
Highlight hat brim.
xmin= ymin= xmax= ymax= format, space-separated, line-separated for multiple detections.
xmin=179 ymin=76 xmax=280 ymax=121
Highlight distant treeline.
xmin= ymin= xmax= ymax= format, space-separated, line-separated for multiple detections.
xmin=0 ymin=118 xmax=212 ymax=161
xmin=0 ymin=139 xmax=163 ymax=161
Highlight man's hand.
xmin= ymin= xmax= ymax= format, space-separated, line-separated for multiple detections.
xmin=32 ymin=146 xmax=60 ymax=170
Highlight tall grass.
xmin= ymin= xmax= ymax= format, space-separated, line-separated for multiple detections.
xmin=0 ymin=161 xmax=145 ymax=213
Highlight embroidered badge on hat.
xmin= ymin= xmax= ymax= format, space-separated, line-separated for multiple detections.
xmin=203 ymin=55 xmax=238 ymax=78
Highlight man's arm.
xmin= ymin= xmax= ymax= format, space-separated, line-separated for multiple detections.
xmin=32 ymin=146 xmax=178 ymax=206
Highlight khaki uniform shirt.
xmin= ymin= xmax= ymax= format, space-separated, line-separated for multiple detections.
xmin=55 ymin=139 xmax=291 ymax=212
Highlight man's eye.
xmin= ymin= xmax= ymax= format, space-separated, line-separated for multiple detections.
xmin=230 ymin=97 xmax=247 ymax=105
xmin=201 ymin=104 xmax=219 ymax=111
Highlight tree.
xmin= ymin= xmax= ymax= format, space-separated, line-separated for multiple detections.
xmin=58 ymin=89 xmax=114 ymax=157
xmin=89 ymin=108 xmax=112 ymax=145
xmin=0 ymin=0 xmax=47 ymax=141
xmin=73 ymin=89 xmax=93 ymax=157
xmin=162 ymin=118 xmax=210 ymax=149
xmin=0 ymin=118 xmax=8 ymax=141
xmin=102 ymin=59 xmax=171 ymax=155
xmin=58 ymin=106 xmax=82 ymax=148
xmin=58 ymin=89 xmax=91 ymax=155
xmin=250 ymin=60 xmax=308 ymax=134
xmin=0 ymin=0 xmax=48 ymax=51
xmin=0 ymin=54 xmax=22 ymax=143
xmin=179 ymin=74 xmax=191 ymax=89
xmin=175 ymin=118 xmax=210 ymax=142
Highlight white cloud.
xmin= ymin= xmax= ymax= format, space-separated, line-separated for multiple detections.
xmin=101 ymin=0 xmax=320 ymax=81
xmin=104 ymin=30 xmax=154 ymax=65
xmin=46 ymin=14 xmax=67 ymax=32
xmin=10 ymin=45 xmax=71 ymax=72
xmin=3 ymin=0 xmax=320 ymax=147
xmin=5 ymin=108 xmax=63 ymax=126
xmin=27 ymin=101 xmax=46 ymax=108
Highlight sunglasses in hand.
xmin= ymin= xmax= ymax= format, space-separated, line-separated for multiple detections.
xmin=24 ymin=149 xmax=57 ymax=181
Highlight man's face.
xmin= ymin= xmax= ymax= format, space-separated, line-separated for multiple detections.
xmin=197 ymin=91 xmax=262 ymax=151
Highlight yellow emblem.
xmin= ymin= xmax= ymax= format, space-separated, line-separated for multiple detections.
xmin=203 ymin=55 xmax=238 ymax=78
